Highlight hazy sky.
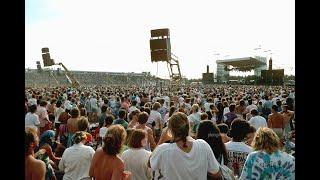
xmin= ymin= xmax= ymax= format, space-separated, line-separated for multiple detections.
xmin=26 ymin=0 xmax=294 ymax=79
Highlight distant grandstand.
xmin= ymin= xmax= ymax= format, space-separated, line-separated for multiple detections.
xmin=25 ymin=69 xmax=167 ymax=87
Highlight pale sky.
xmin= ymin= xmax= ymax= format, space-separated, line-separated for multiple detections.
xmin=26 ymin=0 xmax=295 ymax=79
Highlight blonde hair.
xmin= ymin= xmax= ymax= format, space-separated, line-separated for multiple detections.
xmin=252 ymin=127 xmax=280 ymax=154
xmin=73 ymin=131 xmax=87 ymax=144
xmin=191 ymin=104 xmax=199 ymax=113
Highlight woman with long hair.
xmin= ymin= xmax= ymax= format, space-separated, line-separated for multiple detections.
xmin=149 ymin=112 xmax=221 ymax=180
xmin=89 ymin=125 xmax=131 ymax=180
xmin=196 ymin=120 xmax=229 ymax=166
xmin=239 ymin=127 xmax=295 ymax=179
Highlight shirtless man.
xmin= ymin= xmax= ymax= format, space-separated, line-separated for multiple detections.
xmin=268 ymin=105 xmax=285 ymax=139
xmin=66 ymin=108 xmax=80 ymax=147
xmin=281 ymin=104 xmax=294 ymax=137
xmin=25 ymin=127 xmax=46 ymax=180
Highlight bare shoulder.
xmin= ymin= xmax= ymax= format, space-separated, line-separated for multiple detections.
xmin=114 ymin=155 xmax=125 ymax=166
xmin=95 ymin=147 xmax=104 ymax=155
xmin=34 ymin=158 xmax=46 ymax=169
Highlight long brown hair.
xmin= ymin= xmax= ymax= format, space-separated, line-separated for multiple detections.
xmin=168 ymin=112 xmax=189 ymax=147
xmin=128 ymin=129 xmax=147 ymax=148
xmin=196 ymin=120 xmax=229 ymax=165
xmin=103 ymin=125 xmax=127 ymax=155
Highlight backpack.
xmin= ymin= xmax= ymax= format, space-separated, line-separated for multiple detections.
xmin=220 ymin=156 xmax=236 ymax=180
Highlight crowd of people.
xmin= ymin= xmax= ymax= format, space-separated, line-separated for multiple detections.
xmin=25 ymin=84 xmax=295 ymax=180
xmin=25 ymin=69 xmax=158 ymax=87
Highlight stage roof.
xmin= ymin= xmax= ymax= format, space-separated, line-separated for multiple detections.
xmin=216 ymin=57 xmax=266 ymax=67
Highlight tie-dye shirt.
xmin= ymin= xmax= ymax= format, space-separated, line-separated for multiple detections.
xmin=239 ymin=150 xmax=295 ymax=180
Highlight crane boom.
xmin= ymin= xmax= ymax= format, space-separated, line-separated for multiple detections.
xmin=57 ymin=63 xmax=80 ymax=88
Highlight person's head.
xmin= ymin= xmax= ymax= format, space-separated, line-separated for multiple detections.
xmin=51 ymin=98 xmax=57 ymax=104
xmin=130 ymin=109 xmax=140 ymax=120
xmin=56 ymin=100 xmax=62 ymax=108
xmin=80 ymin=108 xmax=87 ymax=117
xmin=70 ymin=108 xmax=80 ymax=118
xmin=128 ymin=129 xmax=148 ymax=149
xmin=248 ymin=99 xmax=252 ymax=105
xmin=144 ymin=107 xmax=151 ymax=115
xmin=245 ymin=125 xmax=256 ymax=146
xmin=191 ymin=104 xmax=199 ymax=113
xmin=78 ymin=117 xmax=89 ymax=132
xmin=217 ymin=123 xmax=229 ymax=134
xmin=101 ymin=104 xmax=108 ymax=113
xmin=252 ymin=127 xmax=281 ymax=154
xmin=29 ymin=104 xmax=37 ymax=113
xmin=169 ymin=106 xmax=177 ymax=117
xmin=271 ymin=105 xmax=278 ymax=113
xmin=229 ymin=119 xmax=251 ymax=142
xmin=178 ymin=107 xmax=185 ymax=113
xmin=168 ymin=112 xmax=189 ymax=147
xmin=73 ymin=131 xmax=87 ymax=144
xmin=223 ymin=101 xmax=229 ymax=108
xmin=200 ymin=113 xmax=208 ymax=120
xmin=131 ymin=100 xmax=137 ymax=106
xmin=39 ymin=130 xmax=55 ymax=148
xmin=25 ymin=127 xmax=39 ymax=155
xmin=104 ymin=114 xmax=115 ymax=127
xmin=250 ymin=109 xmax=259 ymax=116
xmin=196 ymin=120 xmax=228 ymax=164
xmin=206 ymin=111 xmax=213 ymax=120
xmin=118 ymin=109 xmax=126 ymax=119
xmin=152 ymin=102 xmax=161 ymax=111
xmin=54 ymin=144 xmax=66 ymax=158
xmin=103 ymin=125 xmax=127 ymax=155
xmin=229 ymin=103 xmax=236 ymax=112
xmin=39 ymin=100 xmax=47 ymax=107
xmin=138 ymin=111 xmax=149 ymax=124
xmin=276 ymin=100 xmax=282 ymax=107
xmin=239 ymin=100 xmax=245 ymax=106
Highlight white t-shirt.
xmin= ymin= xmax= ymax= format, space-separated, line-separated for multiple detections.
xmin=136 ymin=96 xmax=141 ymax=104
xmin=36 ymin=106 xmax=49 ymax=128
xmin=54 ymin=107 xmax=65 ymax=123
xmin=223 ymin=107 xmax=230 ymax=116
xmin=225 ymin=141 xmax=253 ymax=177
xmin=59 ymin=143 xmax=95 ymax=180
xmin=150 ymin=139 xmax=220 ymax=180
xmin=163 ymin=96 xmax=170 ymax=108
xmin=147 ymin=110 xmax=163 ymax=129
xmin=248 ymin=115 xmax=267 ymax=130
xmin=121 ymin=148 xmax=152 ymax=180
xmin=25 ymin=112 xmax=40 ymax=129
xmin=214 ymin=98 xmax=219 ymax=105
xmin=99 ymin=127 xmax=108 ymax=138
